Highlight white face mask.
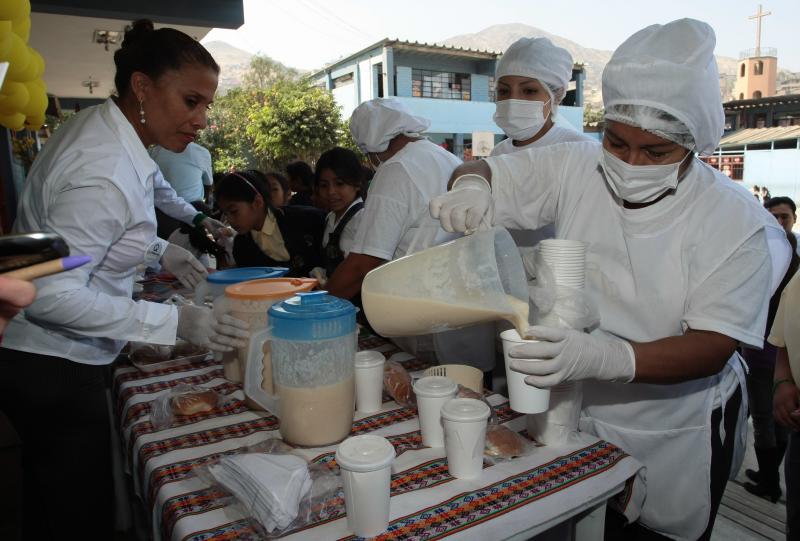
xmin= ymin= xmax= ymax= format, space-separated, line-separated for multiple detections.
xmin=493 ymin=98 xmax=550 ymax=142
xmin=599 ymin=147 xmax=694 ymax=204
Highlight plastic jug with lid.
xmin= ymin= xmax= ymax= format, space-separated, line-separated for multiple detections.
xmin=194 ymin=267 xmax=288 ymax=307
xmin=245 ymin=291 xmax=357 ymax=447
xmin=361 ymin=227 xmax=529 ymax=337
xmin=220 ymin=277 xmax=317 ymax=383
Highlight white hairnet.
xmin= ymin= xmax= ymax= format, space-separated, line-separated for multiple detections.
xmin=349 ymin=98 xmax=431 ymax=154
xmin=495 ymin=37 xmax=574 ymax=105
xmin=605 ymin=104 xmax=695 ymax=149
xmin=602 ymin=18 xmax=724 ymax=155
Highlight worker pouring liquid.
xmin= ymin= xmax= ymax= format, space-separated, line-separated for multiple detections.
xmin=430 ymin=18 xmax=792 ymax=541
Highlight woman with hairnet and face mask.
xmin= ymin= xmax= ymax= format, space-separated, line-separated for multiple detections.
xmin=326 ymin=98 xmax=460 ymax=302
xmin=430 ymin=19 xmax=792 ymax=540
xmin=491 ymin=37 xmax=592 ymax=156
xmin=327 ymin=98 xmax=497 ymax=370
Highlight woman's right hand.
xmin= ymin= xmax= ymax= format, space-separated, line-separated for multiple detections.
xmin=773 ymin=380 xmax=800 ymax=431
xmin=0 ymin=276 xmax=36 ymax=334
xmin=177 ymin=304 xmax=249 ymax=352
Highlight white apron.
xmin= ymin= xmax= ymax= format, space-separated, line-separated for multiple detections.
xmin=580 ymin=354 xmax=748 ymax=540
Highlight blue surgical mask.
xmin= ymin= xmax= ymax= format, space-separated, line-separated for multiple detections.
xmin=599 ymin=147 xmax=694 ymax=204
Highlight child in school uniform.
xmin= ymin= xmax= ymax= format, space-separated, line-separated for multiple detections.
xmin=315 ymin=147 xmax=366 ymax=276
xmin=215 ymin=169 xmax=325 ymax=277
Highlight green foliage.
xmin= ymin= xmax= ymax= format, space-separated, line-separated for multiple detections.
xmin=583 ymin=104 xmax=604 ymax=127
xmin=198 ymin=87 xmax=260 ymax=172
xmin=199 ymin=53 xmax=355 ymax=172
xmin=246 ymin=79 xmax=351 ymax=168
xmin=242 ymin=55 xmax=299 ymax=90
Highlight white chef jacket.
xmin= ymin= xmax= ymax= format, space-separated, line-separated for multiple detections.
xmin=5 ymin=98 xmax=198 ymax=365
xmin=322 ymin=197 xmax=364 ymax=258
xmin=489 ymin=123 xmax=593 ymax=157
xmin=485 ymin=140 xmax=790 ymax=539
xmin=350 ymin=139 xmax=460 ymax=261
xmin=491 ymin=124 xmax=594 ymax=254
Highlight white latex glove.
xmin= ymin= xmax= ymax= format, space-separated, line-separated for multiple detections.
xmin=309 ymin=267 xmax=328 ymax=287
xmin=201 ymin=216 xmax=235 ymax=241
xmin=429 ymin=174 xmax=494 ymax=234
xmin=161 ymin=243 xmax=208 ymax=289
xmin=177 ymin=304 xmax=250 ymax=352
xmin=509 ymin=326 xmax=636 ymax=387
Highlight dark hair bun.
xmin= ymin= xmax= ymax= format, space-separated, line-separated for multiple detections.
xmin=122 ymin=19 xmax=155 ymax=49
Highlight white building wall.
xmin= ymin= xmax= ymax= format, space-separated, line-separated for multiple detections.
xmin=743 ymin=148 xmax=800 ymax=201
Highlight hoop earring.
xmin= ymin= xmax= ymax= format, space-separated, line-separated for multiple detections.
xmin=139 ymin=99 xmax=146 ymax=124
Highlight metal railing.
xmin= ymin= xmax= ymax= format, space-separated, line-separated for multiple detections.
xmin=740 ymin=47 xmax=777 ymax=59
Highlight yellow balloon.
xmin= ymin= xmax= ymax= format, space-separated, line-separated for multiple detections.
xmin=15 ymin=46 xmax=39 ymax=81
xmin=5 ymin=33 xmax=31 ymax=81
xmin=25 ymin=114 xmax=44 ymax=130
xmin=29 ymin=49 xmax=43 ymax=79
xmin=0 ymin=23 xmax=12 ymax=59
xmin=22 ymin=83 xmax=46 ymax=118
xmin=19 ymin=0 xmax=31 ymax=19
xmin=0 ymin=0 xmax=24 ymax=21
xmin=30 ymin=77 xmax=46 ymax=92
xmin=0 ymin=80 xmax=29 ymax=115
xmin=0 ymin=111 xmax=25 ymax=130
xmin=11 ymin=17 xmax=31 ymax=43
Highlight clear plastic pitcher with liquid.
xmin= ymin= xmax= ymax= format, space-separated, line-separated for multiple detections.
xmin=361 ymin=227 xmax=528 ymax=336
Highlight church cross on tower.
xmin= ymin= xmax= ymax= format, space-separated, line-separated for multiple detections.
xmin=748 ymin=4 xmax=772 ymax=57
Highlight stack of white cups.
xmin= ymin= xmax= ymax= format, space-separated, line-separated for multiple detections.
xmin=529 ymin=239 xmax=587 ymax=446
xmin=536 ymin=239 xmax=587 ymax=327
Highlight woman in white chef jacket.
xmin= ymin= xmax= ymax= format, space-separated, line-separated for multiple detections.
xmin=491 ymin=36 xmax=591 ymax=157
xmin=490 ymin=37 xmax=594 ymax=263
xmin=0 ymin=21 xmax=248 ymax=538
xmin=431 ymin=19 xmax=792 ymax=541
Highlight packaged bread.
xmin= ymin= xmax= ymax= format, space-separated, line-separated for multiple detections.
xmin=172 ymin=389 xmax=219 ymax=416
xmin=383 ymin=361 xmax=415 ymax=407
xmin=130 ymin=345 xmax=171 ymax=365
xmin=485 ymin=424 xmax=531 ymax=459
xmin=130 ymin=341 xmax=210 ymax=373
xmin=151 ymin=385 xmax=224 ymax=430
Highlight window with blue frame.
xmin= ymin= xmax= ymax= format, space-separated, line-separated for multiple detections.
xmin=411 ymin=69 xmax=471 ymax=100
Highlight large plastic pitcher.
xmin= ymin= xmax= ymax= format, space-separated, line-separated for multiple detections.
xmin=361 ymin=227 xmax=528 ymax=336
xmin=195 ymin=266 xmax=289 ymax=307
xmin=245 ymin=291 xmax=357 ymax=447
xmin=220 ymin=277 xmax=316 ymax=382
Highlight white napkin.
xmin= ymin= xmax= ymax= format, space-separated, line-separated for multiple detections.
xmin=209 ymin=453 xmax=312 ymax=532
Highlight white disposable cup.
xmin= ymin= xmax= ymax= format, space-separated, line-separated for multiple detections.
xmin=500 ymin=329 xmax=550 ymax=414
xmin=540 ymin=239 xmax=587 ymax=250
xmin=336 ymin=435 xmax=396 ymax=538
xmin=355 ymin=351 xmax=385 ymax=413
xmin=413 ymin=376 xmax=458 ymax=447
xmin=525 ymin=382 xmax=582 ymax=446
xmin=441 ymin=398 xmax=491 ymax=479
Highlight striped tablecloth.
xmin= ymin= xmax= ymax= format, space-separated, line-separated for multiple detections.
xmin=112 ymin=329 xmax=643 ymax=541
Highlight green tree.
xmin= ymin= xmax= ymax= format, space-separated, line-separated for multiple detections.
xmin=246 ymin=79 xmax=350 ymax=168
xmin=583 ymin=104 xmax=604 ymax=127
xmin=242 ymin=54 xmax=298 ymax=90
xmin=198 ymin=87 xmax=261 ymax=172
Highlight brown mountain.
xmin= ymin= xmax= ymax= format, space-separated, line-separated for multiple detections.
xmin=203 ymin=41 xmax=254 ymax=93
xmin=441 ymin=23 xmax=777 ymax=106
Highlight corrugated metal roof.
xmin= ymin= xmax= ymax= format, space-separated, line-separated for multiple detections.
xmin=719 ymin=126 xmax=800 ymax=147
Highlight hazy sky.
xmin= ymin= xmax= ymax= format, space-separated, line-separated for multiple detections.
xmin=203 ymin=0 xmax=800 ymax=72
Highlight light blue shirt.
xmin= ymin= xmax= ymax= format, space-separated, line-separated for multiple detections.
xmin=149 ymin=142 xmax=213 ymax=202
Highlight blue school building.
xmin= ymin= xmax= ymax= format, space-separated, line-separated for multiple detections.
xmin=310 ymin=38 xmax=586 ymax=159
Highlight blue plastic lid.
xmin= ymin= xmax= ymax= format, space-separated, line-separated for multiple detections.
xmin=269 ymin=291 xmax=356 ymax=340
xmin=207 ymin=267 xmax=288 ymax=284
